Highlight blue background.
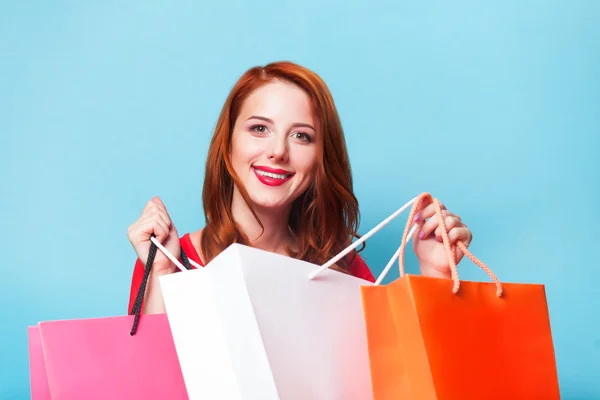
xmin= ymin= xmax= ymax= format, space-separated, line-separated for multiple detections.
xmin=2 ymin=1 xmax=598 ymax=398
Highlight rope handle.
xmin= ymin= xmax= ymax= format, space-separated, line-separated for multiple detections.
xmin=398 ymin=192 xmax=503 ymax=297
xmin=129 ymin=234 xmax=201 ymax=336
xmin=308 ymin=195 xmax=419 ymax=280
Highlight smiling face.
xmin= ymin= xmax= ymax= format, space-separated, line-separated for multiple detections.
xmin=229 ymin=80 xmax=319 ymax=212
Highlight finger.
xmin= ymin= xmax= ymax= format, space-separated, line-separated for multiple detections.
xmin=142 ymin=197 xmax=167 ymax=216
xmin=141 ymin=206 xmax=172 ymax=229
xmin=412 ymin=196 xmax=432 ymax=220
xmin=138 ymin=208 xmax=171 ymax=231
xmin=142 ymin=202 xmax=166 ymax=219
xmin=447 ymin=226 xmax=472 ymax=246
xmin=139 ymin=218 xmax=170 ymax=242
xmin=411 ymin=220 xmax=424 ymax=243
xmin=413 ymin=204 xmax=432 ymax=222
xmin=418 ymin=210 xmax=452 ymax=239
xmin=434 ymin=216 xmax=462 ymax=242
xmin=417 ymin=213 xmax=437 ymax=240
xmin=413 ymin=198 xmax=432 ymax=222
xmin=142 ymin=198 xmax=158 ymax=212
xmin=155 ymin=211 xmax=172 ymax=231
xmin=154 ymin=206 xmax=172 ymax=228
xmin=153 ymin=218 xmax=170 ymax=242
xmin=150 ymin=196 xmax=168 ymax=213
xmin=413 ymin=201 xmax=447 ymax=223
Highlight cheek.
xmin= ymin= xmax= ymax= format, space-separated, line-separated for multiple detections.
xmin=230 ymin=132 xmax=262 ymax=168
xmin=292 ymin=147 xmax=319 ymax=177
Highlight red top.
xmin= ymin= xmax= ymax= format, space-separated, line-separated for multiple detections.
xmin=128 ymin=233 xmax=375 ymax=313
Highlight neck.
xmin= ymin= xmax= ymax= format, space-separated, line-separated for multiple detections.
xmin=230 ymin=188 xmax=295 ymax=255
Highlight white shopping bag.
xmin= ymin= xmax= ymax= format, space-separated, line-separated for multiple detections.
xmin=157 ymin=197 xmax=418 ymax=400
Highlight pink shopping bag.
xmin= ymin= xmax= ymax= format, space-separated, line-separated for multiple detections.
xmin=28 ymin=238 xmax=190 ymax=399
xmin=28 ymin=326 xmax=51 ymax=400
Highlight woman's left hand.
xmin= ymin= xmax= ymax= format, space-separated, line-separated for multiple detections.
xmin=411 ymin=198 xmax=473 ymax=279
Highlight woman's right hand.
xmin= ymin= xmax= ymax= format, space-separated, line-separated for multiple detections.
xmin=127 ymin=196 xmax=180 ymax=275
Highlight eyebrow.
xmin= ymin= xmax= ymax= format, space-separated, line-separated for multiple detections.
xmin=247 ymin=115 xmax=315 ymax=131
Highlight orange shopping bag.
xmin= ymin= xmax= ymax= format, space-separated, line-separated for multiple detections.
xmin=360 ymin=192 xmax=560 ymax=399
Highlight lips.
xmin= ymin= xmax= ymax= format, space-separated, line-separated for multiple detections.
xmin=252 ymin=165 xmax=295 ymax=187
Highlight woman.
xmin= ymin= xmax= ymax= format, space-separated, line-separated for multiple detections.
xmin=127 ymin=61 xmax=472 ymax=314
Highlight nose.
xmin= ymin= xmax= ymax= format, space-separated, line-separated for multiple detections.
xmin=266 ymin=135 xmax=288 ymax=163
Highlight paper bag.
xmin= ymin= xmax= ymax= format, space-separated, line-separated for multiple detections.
xmin=28 ymin=326 xmax=51 ymax=400
xmin=157 ymin=198 xmax=424 ymax=400
xmin=159 ymin=244 xmax=372 ymax=399
xmin=360 ymin=192 xmax=561 ymax=399
xmin=27 ymin=237 xmax=191 ymax=399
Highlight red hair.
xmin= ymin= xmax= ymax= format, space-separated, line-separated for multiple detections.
xmin=200 ymin=61 xmax=363 ymax=271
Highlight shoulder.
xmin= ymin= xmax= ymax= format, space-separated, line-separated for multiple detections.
xmin=180 ymin=229 xmax=205 ymax=267
xmin=346 ymin=252 xmax=375 ymax=283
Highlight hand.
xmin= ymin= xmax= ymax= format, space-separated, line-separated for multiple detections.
xmin=411 ymin=198 xmax=472 ymax=279
xmin=127 ymin=196 xmax=180 ymax=275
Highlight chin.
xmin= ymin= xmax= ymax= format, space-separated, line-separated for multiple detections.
xmin=248 ymin=194 xmax=293 ymax=212
xmin=245 ymin=177 xmax=305 ymax=209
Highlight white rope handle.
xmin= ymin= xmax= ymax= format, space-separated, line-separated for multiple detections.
xmin=308 ymin=195 xmax=419 ymax=280
xmin=373 ymin=224 xmax=417 ymax=285
xmin=149 ymin=236 xmax=203 ymax=272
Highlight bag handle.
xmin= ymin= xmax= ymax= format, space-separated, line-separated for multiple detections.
xmin=129 ymin=235 xmax=199 ymax=336
xmin=308 ymin=195 xmax=420 ymax=280
xmin=395 ymin=192 xmax=503 ymax=297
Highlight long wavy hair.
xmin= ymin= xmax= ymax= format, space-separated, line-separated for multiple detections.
xmin=200 ymin=61 xmax=363 ymax=271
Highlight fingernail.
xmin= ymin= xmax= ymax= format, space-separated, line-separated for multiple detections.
xmin=419 ymin=231 xmax=425 ymax=239
xmin=413 ymin=213 xmax=422 ymax=222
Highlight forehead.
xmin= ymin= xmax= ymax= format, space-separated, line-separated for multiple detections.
xmin=239 ymin=81 xmax=314 ymax=124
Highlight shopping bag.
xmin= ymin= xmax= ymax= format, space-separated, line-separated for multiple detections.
xmin=158 ymin=245 xmax=371 ymax=399
xmin=360 ymin=192 xmax=561 ymax=399
xmin=27 ymin=237 xmax=192 ymax=400
xmin=155 ymin=198 xmax=419 ymax=400
xmin=28 ymin=326 xmax=51 ymax=400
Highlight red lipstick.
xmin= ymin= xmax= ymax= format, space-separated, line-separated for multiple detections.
xmin=252 ymin=166 xmax=294 ymax=187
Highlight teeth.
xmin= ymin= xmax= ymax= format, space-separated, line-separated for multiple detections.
xmin=255 ymin=169 xmax=289 ymax=180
